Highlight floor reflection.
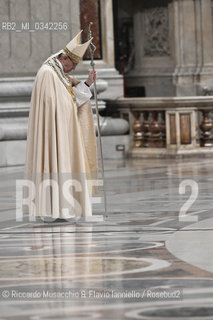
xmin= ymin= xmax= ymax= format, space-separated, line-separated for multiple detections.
xmin=0 ymin=158 xmax=213 ymax=319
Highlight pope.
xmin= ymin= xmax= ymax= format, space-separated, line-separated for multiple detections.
xmin=24 ymin=30 xmax=99 ymax=222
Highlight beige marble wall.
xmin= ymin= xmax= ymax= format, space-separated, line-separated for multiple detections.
xmin=0 ymin=0 xmax=122 ymax=97
xmin=0 ymin=0 xmax=80 ymax=76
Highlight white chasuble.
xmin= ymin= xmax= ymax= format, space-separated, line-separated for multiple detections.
xmin=24 ymin=58 xmax=98 ymax=219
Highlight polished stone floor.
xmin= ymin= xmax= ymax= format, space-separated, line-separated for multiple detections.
xmin=0 ymin=158 xmax=213 ymax=319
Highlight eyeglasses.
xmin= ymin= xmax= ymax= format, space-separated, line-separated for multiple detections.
xmin=68 ymin=57 xmax=78 ymax=66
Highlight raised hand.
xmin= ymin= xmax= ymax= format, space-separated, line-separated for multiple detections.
xmin=85 ymin=70 xmax=97 ymax=87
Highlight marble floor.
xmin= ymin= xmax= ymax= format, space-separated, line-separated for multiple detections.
xmin=0 ymin=158 xmax=213 ymax=319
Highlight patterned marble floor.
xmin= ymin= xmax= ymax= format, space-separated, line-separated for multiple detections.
xmin=0 ymin=158 xmax=213 ymax=319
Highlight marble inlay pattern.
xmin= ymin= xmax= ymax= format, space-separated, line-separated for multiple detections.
xmin=0 ymin=158 xmax=213 ymax=319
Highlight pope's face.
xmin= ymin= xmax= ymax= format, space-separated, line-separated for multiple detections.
xmin=59 ymin=55 xmax=79 ymax=73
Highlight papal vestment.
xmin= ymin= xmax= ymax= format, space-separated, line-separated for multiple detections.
xmin=24 ymin=57 xmax=98 ymax=219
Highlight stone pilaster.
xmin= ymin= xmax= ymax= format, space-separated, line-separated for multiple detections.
xmin=173 ymin=0 xmax=213 ymax=96
xmin=173 ymin=0 xmax=198 ymax=96
xmin=198 ymin=0 xmax=213 ymax=91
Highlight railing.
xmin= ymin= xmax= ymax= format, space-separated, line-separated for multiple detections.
xmin=106 ymin=97 xmax=213 ymax=157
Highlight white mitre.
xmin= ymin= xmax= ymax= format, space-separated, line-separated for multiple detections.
xmin=63 ymin=30 xmax=92 ymax=63
xmin=44 ymin=30 xmax=93 ymax=64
